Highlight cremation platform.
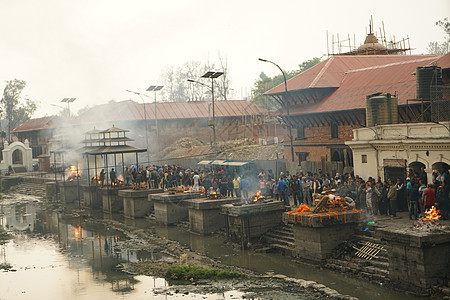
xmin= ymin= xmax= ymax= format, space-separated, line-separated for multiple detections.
xmin=59 ymin=181 xmax=80 ymax=204
xmin=184 ymin=197 xmax=240 ymax=234
xmin=377 ymin=227 xmax=450 ymax=289
xmin=283 ymin=210 xmax=363 ymax=262
xmin=101 ymin=187 xmax=128 ymax=213
xmin=151 ymin=192 xmax=201 ymax=225
xmin=221 ymin=201 xmax=285 ymax=245
xmin=82 ymin=185 xmax=102 ymax=209
xmin=119 ymin=189 xmax=164 ymax=219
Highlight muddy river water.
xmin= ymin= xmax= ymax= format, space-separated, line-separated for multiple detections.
xmin=0 ymin=197 xmax=420 ymax=300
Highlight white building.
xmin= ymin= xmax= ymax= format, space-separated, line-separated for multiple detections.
xmin=346 ymin=122 xmax=450 ymax=183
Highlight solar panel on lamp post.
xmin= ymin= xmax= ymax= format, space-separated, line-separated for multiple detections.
xmin=146 ymin=85 xmax=163 ymax=155
xmin=202 ymin=72 xmax=222 ymax=158
xmin=125 ymin=89 xmax=152 ymax=164
xmin=258 ymin=58 xmax=295 ymax=162
xmin=61 ymin=98 xmax=76 ymax=118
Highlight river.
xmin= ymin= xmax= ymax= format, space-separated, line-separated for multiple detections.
xmin=0 ymin=196 xmax=421 ymax=300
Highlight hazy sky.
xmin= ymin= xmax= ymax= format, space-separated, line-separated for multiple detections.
xmin=0 ymin=0 xmax=448 ymax=118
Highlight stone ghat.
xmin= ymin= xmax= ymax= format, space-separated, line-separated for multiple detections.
xmin=220 ymin=201 xmax=285 ymax=217
xmin=283 ymin=210 xmax=363 ymax=228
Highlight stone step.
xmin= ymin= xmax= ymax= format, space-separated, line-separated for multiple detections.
xmin=263 ymin=235 xmax=295 ymax=248
xmin=264 ymin=231 xmax=295 ymax=243
xmin=354 ymin=234 xmax=387 ymax=245
xmin=366 ymin=260 xmax=389 ymax=270
xmin=362 ymin=265 xmax=389 ymax=276
xmin=268 ymin=243 xmax=295 ymax=255
xmin=272 ymin=226 xmax=294 ymax=234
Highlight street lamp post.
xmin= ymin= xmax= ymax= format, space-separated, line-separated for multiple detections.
xmin=146 ymin=85 xmax=164 ymax=154
xmin=188 ymin=71 xmax=223 ymax=158
xmin=432 ymin=121 xmax=450 ymax=138
xmin=126 ymin=89 xmax=151 ymax=164
xmin=61 ymin=98 xmax=76 ymax=118
xmin=258 ymin=58 xmax=295 ymax=162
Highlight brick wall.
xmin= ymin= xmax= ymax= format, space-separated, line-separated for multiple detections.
xmin=283 ymin=122 xmax=360 ymax=163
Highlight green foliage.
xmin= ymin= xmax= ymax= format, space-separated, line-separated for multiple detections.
xmin=165 ymin=265 xmax=243 ymax=282
xmin=1 ymin=79 xmax=37 ymax=140
xmin=251 ymin=57 xmax=322 ymax=111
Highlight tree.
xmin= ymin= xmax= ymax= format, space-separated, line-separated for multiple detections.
xmin=159 ymin=58 xmax=232 ymax=102
xmin=251 ymin=57 xmax=322 ymax=110
xmin=1 ymin=79 xmax=37 ymax=141
xmin=427 ymin=41 xmax=448 ymax=54
xmin=428 ymin=18 xmax=450 ymax=54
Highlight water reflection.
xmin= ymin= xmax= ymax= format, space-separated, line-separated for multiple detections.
xmin=0 ymin=201 xmax=165 ymax=298
xmin=0 ymin=202 xmax=37 ymax=232
xmin=0 ymin=200 xmax=423 ymax=300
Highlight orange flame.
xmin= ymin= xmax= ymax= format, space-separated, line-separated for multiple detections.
xmin=422 ymin=206 xmax=441 ymax=222
xmin=66 ymin=165 xmax=81 ymax=181
xmin=252 ymin=190 xmax=265 ymax=202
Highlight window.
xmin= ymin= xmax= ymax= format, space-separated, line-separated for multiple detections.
xmin=296 ymin=125 xmax=305 ymax=140
xmin=296 ymin=152 xmax=309 ymax=163
xmin=331 ymin=122 xmax=339 ymax=139
xmin=361 ymin=154 xmax=367 ymax=163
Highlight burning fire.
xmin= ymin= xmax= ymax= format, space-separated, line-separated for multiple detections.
xmin=252 ymin=190 xmax=265 ymax=202
xmin=422 ymin=206 xmax=441 ymax=223
xmin=66 ymin=165 xmax=81 ymax=181
xmin=91 ymin=175 xmax=102 ymax=185
xmin=209 ymin=190 xmax=220 ymax=199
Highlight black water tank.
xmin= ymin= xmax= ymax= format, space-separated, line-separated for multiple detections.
xmin=416 ymin=66 xmax=443 ymax=100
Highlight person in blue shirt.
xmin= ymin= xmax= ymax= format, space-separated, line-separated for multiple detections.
xmin=277 ymin=177 xmax=289 ymax=206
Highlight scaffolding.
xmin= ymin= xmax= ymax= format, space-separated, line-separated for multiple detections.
xmin=327 ymin=16 xmax=412 ymax=56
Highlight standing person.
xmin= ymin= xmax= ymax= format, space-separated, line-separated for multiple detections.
xmin=277 ymin=177 xmax=289 ymax=206
xmin=418 ymin=179 xmax=427 ymax=216
xmin=192 ymin=172 xmax=200 ymax=192
xmin=110 ymin=168 xmax=117 ymax=187
xmin=233 ymin=175 xmax=241 ymax=198
xmin=302 ymin=177 xmax=312 ymax=206
xmin=289 ymin=175 xmax=301 ymax=207
xmin=124 ymin=167 xmax=131 ymax=187
xmin=396 ymin=178 xmax=407 ymax=211
xmin=99 ymin=169 xmax=105 ymax=187
xmin=239 ymin=175 xmax=249 ymax=200
xmin=424 ymin=184 xmax=436 ymax=211
xmin=272 ymin=179 xmax=279 ymax=201
xmin=258 ymin=176 xmax=267 ymax=197
xmin=408 ymin=180 xmax=420 ymax=220
xmin=365 ymin=182 xmax=374 ymax=216
xmin=436 ymin=180 xmax=450 ymax=219
xmin=311 ymin=174 xmax=322 ymax=196
xmin=387 ymin=179 xmax=398 ymax=217
xmin=378 ymin=181 xmax=389 ymax=216
xmin=227 ymin=175 xmax=234 ymax=197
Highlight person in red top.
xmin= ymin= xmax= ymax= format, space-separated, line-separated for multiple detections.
xmin=424 ymin=184 xmax=436 ymax=210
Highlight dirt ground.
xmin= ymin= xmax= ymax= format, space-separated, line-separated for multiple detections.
xmin=157 ymin=137 xmax=284 ymax=161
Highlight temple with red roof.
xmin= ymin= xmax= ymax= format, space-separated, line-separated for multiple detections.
xmin=265 ymin=51 xmax=450 ymax=174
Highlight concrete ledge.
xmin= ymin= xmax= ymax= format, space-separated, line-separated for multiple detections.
xmin=283 ymin=210 xmax=363 ymax=228
xmin=377 ymin=227 xmax=450 ymax=288
xmin=151 ymin=192 xmax=201 ymax=203
xmin=184 ymin=197 xmax=240 ymax=210
xmin=118 ymin=188 xmax=163 ymax=198
xmin=221 ymin=201 xmax=285 ymax=216
xmin=120 ymin=189 xmax=164 ymax=219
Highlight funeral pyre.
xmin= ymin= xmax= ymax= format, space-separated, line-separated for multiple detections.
xmin=245 ymin=190 xmax=272 ymax=204
xmin=413 ymin=206 xmax=450 ymax=232
xmin=286 ymin=192 xmax=362 ymax=225
xmin=66 ymin=165 xmax=81 ymax=181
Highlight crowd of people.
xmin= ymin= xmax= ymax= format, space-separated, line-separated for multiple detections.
xmin=96 ymin=163 xmax=450 ymax=220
